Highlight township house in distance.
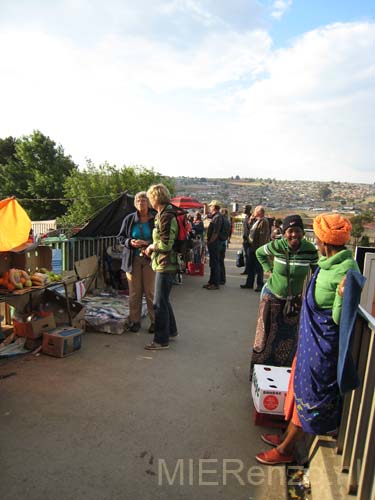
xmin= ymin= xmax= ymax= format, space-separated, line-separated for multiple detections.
xmin=175 ymin=177 xmax=375 ymax=217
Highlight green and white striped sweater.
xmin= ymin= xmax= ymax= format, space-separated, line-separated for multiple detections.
xmin=256 ymin=238 xmax=319 ymax=298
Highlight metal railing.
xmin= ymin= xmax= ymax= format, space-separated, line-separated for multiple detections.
xmin=42 ymin=236 xmax=118 ymax=271
xmin=335 ymin=308 xmax=375 ymax=499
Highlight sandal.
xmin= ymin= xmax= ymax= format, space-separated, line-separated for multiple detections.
xmin=255 ymin=448 xmax=295 ymax=465
xmin=144 ymin=342 xmax=169 ymax=350
xmin=261 ymin=434 xmax=283 ymax=447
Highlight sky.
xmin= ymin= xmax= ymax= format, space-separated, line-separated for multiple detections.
xmin=0 ymin=0 xmax=374 ymax=183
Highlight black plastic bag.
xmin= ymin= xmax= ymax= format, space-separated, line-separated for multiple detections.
xmin=236 ymin=251 xmax=244 ymax=268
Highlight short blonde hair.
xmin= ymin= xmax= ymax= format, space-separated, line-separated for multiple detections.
xmin=147 ymin=184 xmax=171 ymax=205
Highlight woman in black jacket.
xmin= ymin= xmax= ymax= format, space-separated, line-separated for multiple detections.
xmin=117 ymin=191 xmax=156 ymax=333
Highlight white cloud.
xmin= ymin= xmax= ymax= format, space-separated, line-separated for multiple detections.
xmin=227 ymin=22 xmax=375 ymax=182
xmin=159 ymin=0 xmax=221 ymax=27
xmin=0 ymin=15 xmax=373 ymax=184
xmin=271 ymin=0 xmax=292 ymax=20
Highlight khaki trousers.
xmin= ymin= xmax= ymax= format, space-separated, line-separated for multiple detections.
xmin=126 ymin=255 xmax=155 ymax=323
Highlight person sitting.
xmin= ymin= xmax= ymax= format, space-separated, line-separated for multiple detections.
xmin=255 ymin=213 xmax=361 ymax=465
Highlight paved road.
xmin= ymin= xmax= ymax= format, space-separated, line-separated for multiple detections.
xmin=0 ymin=241 xmax=286 ymax=500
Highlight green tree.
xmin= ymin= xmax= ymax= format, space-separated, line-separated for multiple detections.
xmin=58 ymin=161 xmax=174 ymax=229
xmin=350 ymin=215 xmax=365 ymax=246
xmin=0 ymin=131 xmax=78 ymax=219
xmin=0 ymin=136 xmax=17 ymax=164
xmin=359 ymin=235 xmax=370 ymax=246
xmin=318 ymin=184 xmax=332 ymax=201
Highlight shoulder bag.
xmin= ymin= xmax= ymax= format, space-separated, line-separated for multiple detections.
xmin=283 ymin=251 xmax=301 ymax=319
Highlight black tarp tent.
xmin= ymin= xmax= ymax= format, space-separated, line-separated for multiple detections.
xmin=74 ymin=193 xmax=135 ymax=238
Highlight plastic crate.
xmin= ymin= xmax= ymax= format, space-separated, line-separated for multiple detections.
xmin=253 ymin=409 xmax=286 ymax=429
xmin=13 ymin=314 xmax=56 ymax=339
xmin=187 ymin=262 xmax=204 ymax=276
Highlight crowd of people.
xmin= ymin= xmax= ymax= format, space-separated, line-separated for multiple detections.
xmin=118 ymin=187 xmax=364 ymax=465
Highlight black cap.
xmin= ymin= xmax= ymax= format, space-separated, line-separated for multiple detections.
xmin=282 ymin=214 xmax=304 ymax=233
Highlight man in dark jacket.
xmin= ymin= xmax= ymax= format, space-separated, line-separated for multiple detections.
xmin=242 ymin=205 xmax=252 ymax=275
xmin=240 ymin=205 xmax=270 ymax=291
xmin=203 ymin=200 xmax=223 ymax=290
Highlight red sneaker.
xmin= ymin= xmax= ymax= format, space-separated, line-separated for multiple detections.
xmin=255 ymin=448 xmax=294 ymax=465
xmin=261 ymin=434 xmax=283 ymax=447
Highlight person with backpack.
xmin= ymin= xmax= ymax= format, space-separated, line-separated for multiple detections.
xmin=144 ymin=184 xmax=179 ymax=350
xmin=203 ymin=200 xmax=224 ymax=290
xmin=219 ymin=208 xmax=231 ymax=285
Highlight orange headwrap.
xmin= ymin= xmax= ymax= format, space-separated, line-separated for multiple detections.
xmin=313 ymin=214 xmax=352 ymax=246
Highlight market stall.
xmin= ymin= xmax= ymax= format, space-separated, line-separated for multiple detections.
xmin=0 ymin=198 xmax=84 ymax=357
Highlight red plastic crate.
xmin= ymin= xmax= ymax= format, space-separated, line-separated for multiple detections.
xmin=13 ymin=314 xmax=56 ymax=339
xmin=187 ymin=262 xmax=204 ymax=276
xmin=253 ymin=409 xmax=286 ymax=429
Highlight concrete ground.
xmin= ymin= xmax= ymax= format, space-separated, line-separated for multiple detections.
xmin=0 ymin=240 xmax=287 ymax=500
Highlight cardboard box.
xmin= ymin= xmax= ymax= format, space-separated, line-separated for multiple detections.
xmin=24 ymin=337 xmax=43 ymax=351
xmin=42 ymin=288 xmax=85 ymax=327
xmin=42 ymin=326 xmax=83 ymax=357
xmin=187 ymin=262 xmax=204 ymax=276
xmin=12 ymin=246 xmax=52 ymax=274
xmin=13 ymin=313 xmax=56 ymax=339
xmin=74 ymin=256 xmax=99 ymax=295
xmin=251 ymin=365 xmax=291 ymax=415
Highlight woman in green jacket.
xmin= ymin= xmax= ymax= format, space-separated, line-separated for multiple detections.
xmin=250 ymin=215 xmax=318 ymax=379
xmin=144 ymin=184 xmax=178 ymax=350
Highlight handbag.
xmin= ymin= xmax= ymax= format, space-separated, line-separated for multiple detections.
xmin=283 ymin=251 xmax=300 ymax=318
xmin=236 ymin=250 xmax=245 ymax=268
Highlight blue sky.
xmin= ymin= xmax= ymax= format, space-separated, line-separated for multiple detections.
xmin=0 ymin=0 xmax=374 ymax=183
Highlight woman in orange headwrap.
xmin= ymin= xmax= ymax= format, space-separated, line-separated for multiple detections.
xmin=255 ymin=213 xmax=361 ymax=465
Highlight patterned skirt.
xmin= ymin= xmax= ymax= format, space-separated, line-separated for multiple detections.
xmin=249 ymin=287 xmax=300 ymax=380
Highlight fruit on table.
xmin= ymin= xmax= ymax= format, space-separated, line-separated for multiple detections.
xmin=0 ymin=269 xmax=33 ymax=290
xmin=0 ymin=268 xmax=62 ymax=291
xmin=39 ymin=268 xmax=62 ymax=282
xmin=9 ymin=268 xmax=31 ymax=289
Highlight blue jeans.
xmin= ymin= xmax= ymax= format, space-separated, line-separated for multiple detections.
xmin=207 ymin=240 xmax=221 ymax=286
xmin=153 ymin=272 xmax=177 ymax=345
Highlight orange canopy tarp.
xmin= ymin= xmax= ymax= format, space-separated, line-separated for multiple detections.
xmin=0 ymin=197 xmax=32 ymax=252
